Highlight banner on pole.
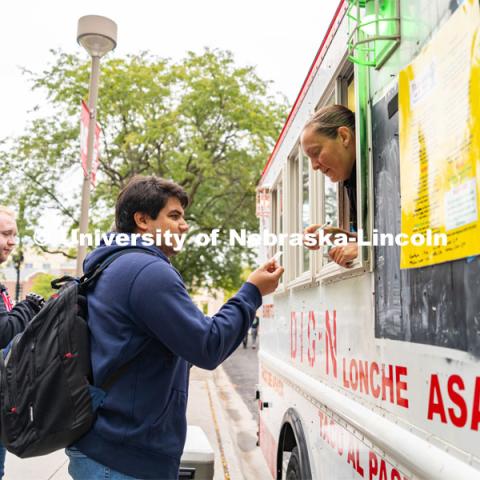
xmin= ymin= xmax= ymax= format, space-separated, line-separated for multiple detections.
xmin=80 ymin=100 xmax=101 ymax=187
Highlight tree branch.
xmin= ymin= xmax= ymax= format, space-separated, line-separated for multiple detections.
xmin=24 ymin=172 xmax=77 ymax=224
xmin=37 ymin=245 xmax=76 ymax=259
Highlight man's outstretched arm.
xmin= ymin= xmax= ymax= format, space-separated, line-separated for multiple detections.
xmin=129 ymin=259 xmax=283 ymax=369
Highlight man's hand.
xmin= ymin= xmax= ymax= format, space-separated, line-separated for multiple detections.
xmin=247 ymin=259 xmax=284 ymax=296
xmin=328 ymin=243 xmax=358 ymax=268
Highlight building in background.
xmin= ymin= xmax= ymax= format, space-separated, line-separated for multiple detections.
xmin=192 ymin=289 xmax=225 ymax=316
xmin=0 ymin=248 xmax=75 ymax=300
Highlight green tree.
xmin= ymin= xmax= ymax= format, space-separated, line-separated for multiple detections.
xmin=30 ymin=273 xmax=56 ymax=299
xmin=223 ymin=266 xmax=252 ymax=301
xmin=0 ymin=49 xmax=287 ymax=291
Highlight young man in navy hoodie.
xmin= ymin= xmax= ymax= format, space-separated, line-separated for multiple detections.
xmin=67 ymin=176 xmax=284 ymax=479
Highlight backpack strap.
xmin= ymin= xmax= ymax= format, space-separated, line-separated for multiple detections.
xmin=100 ymin=359 xmax=139 ymax=391
xmin=80 ymin=247 xmax=157 ymax=291
xmin=51 ymin=276 xmax=77 ymax=290
xmin=0 ymin=283 xmax=13 ymax=312
xmin=80 ymin=247 xmax=158 ymax=391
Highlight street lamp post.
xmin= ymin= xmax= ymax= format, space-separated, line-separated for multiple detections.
xmin=12 ymin=248 xmax=24 ymax=303
xmin=76 ymin=15 xmax=117 ymax=275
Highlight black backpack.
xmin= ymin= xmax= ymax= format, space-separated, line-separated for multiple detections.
xmin=0 ymin=248 xmax=154 ymax=458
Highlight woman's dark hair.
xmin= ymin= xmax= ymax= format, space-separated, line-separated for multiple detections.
xmin=303 ymin=104 xmax=355 ymax=139
xmin=115 ymin=175 xmax=189 ymax=233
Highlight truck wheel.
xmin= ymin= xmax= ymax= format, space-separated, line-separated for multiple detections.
xmin=286 ymin=447 xmax=302 ymax=480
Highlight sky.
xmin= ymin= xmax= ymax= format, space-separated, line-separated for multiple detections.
xmin=0 ymin=0 xmax=340 ymax=139
xmin=0 ymin=0 xmax=340 ymax=246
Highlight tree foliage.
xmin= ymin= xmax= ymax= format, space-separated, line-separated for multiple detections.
xmin=30 ymin=273 xmax=56 ymax=299
xmin=0 ymin=49 xmax=287 ymax=291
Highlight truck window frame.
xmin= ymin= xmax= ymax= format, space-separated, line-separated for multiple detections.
xmin=270 ymin=169 xmax=286 ymax=293
xmin=312 ymin=59 xmax=372 ymax=283
xmin=286 ymin=145 xmax=314 ymax=288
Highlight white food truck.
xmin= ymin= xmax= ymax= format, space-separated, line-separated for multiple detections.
xmin=256 ymin=1 xmax=480 ymax=479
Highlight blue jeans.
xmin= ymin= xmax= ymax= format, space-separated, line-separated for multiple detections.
xmin=0 ymin=443 xmax=5 ymax=478
xmin=66 ymin=447 xmax=139 ymax=480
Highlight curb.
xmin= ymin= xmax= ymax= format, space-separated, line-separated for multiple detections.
xmin=212 ymin=366 xmax=271 ymax=480
xmin=206 ymin=373 xmax=245 ymax=480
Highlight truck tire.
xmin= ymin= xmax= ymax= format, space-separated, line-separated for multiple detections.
xmin=286 ymin=447 xmax=302 ymax=480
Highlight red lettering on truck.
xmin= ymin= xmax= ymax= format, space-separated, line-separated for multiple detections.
xmin=301 ymin=312 xmax=304 ymax=364
xmin=427 ymin=374 xmax=480 ymax=430
xmin=472 ymin=377 xmax=480 ymax=431
xmin=307 ymin=311 xmax=316 ymax=368
xmin=427 ymin=374 xmax=447 ymax=423
xmin=370 ymin=362 xmax=381 ymax=398
xmin=395 ymin=366 xmax=409 ymax=408
xmin=342 ymin=359 xmax=409 ymax=408
xmin=382 ymin=364 xmax=394 ymax=403
xmin=325 ymin=310 xmax=337 ymax=378
xmin=369 ymin=451 xmax=408 ymax=480
xmin=448 ymin=374 xmax=468 ymax=427
xmin=319 ymin=412 xmax=410 ymax=480
xmin=290 ymin=312 xmax=297 ymax=360
xmin=346 ymin=442 xmax=364 ymax=477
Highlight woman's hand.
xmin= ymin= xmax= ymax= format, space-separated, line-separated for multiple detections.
xmin=303 ymin=224 xmax=323 ymax=250
xmin=303 ymin=224 xmax=357 ymax=250
xmin=323 ymin=226 xmax=357 ymax=240
xmin=328 ymin=243 xmax=358 ymax=268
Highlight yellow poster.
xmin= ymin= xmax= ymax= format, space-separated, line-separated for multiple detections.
xmin=399 ymin=0 xmax=480 ymax=268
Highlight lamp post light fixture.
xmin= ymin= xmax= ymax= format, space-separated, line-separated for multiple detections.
xmin=76 ymin=15 xmax=117 ymax=275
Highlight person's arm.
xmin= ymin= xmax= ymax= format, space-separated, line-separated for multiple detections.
xmin=322 ymin=227 xmax=358 ymax=268
xmin=303 ymin=224 xmax=358 ymax=268
xmin=328 ymin=243 xmax=358 ymax=268
xmin=0 ymin=296 xmax=40 ymax=348
xmin=129 ymin=259 xmax=282 ymax=369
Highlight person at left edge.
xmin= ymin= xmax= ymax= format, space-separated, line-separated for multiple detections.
xmin=0 ymin=206 xmax=44 ymax=479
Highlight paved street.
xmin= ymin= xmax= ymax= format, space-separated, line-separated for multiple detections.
xmin=222 ymin=334 xmax=259 ymax=421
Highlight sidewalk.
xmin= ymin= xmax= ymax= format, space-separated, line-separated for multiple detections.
xmin=4 ymin=366 xmax=270 ymax=480
xmin=4 ymin=447 xmax=68 ymax=479
xmin=187 ymin=366 xmax=271 ymax=480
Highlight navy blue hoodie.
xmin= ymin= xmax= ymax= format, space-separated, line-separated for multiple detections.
xmin=74 ymin=236 xmax=262 ymax=479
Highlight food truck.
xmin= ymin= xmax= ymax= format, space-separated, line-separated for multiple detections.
xmin=256 ymin=1 xmax=480 ymax=478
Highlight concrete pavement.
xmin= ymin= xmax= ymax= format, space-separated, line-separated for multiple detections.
xmin=3 ymin=365 xmax=270 ymax=480
xmin=210 ymin=367 xmax=271 ymax=480
xmin=222 ymin=341 xmax=260 ymax=420
xmin=5 ymin=444 xmax=68 ymax=479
